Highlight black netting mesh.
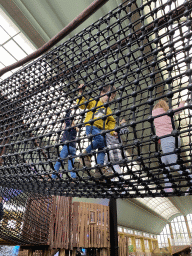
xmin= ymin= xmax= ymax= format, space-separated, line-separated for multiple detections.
xmin=0 ymin=0 xmax=192 ymax=207
xmin=0 ymin=187 xmax=52 ymax=245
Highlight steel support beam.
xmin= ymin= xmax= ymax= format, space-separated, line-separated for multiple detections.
xmin=109 ymin=198 xmax=118 ymax=256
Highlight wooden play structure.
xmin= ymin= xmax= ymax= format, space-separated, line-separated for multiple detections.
xmin=0 ymin=196 xmax=162 ymax=256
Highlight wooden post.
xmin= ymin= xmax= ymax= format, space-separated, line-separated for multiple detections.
xmin=109 ymin=198 xmax=118 ymax=256
xmin=148 ymin=238 xmax=153 ymax=253
xmin=28 ymin=249 xmax=33 ymax=256
xmin=168 ymin=238 xmax=173 ymax=255
xmin=59 ymin=249 xmax=66 ymax=256
xmin=169 ymin=222 xmax=174 ymax=253
xmin=71 ymin=249 xmax=76 ymax=256
xmin=131 ymin=236 xmax=136 ymax=253
xmin=184 ymin=216 xmax=192 ymax=240
xmin=69 ymin=197 xmax=73 ymax=250
xmin=141 ymin=238 xmax=145 ymax=253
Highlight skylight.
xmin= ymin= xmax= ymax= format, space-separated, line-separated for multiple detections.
xmin=0 ymin=8 xmax=36 ymax=82
xmin=136 ymin=198 xmax=180 ymax=220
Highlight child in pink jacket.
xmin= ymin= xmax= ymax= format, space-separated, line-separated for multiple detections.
xmin=152 ymin=99 xmax=191 ymax=192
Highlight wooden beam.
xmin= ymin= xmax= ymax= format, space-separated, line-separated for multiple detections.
xmin=59 ymin=249 xmax=66 ymax=256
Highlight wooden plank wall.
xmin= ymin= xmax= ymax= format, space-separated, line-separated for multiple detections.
xmin=48 ymin=196 xmax=71 ymax=249
xmin=118 ymin=234 xmax=129 ymax=256
xmin=17 ymin=196 xmax=160 ymax=256
xmin=21 ymin=197 xmax=53 ymax=244
xmin=18 ymin=251 xmax=28 ymax=256
xmin=18 ymin=250 xmax=43 ymax=256
xmin=72 ymin=202 xmax=110 ymax=249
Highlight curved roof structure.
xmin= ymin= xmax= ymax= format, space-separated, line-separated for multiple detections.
xmin=136 ymin=198 xmax=180 ymax=220
xmin=1 ymin=0 xmax=192 ymax=234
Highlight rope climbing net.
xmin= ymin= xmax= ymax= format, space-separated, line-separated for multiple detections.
xmin=0 ymin=0 xmax=192 ymax=202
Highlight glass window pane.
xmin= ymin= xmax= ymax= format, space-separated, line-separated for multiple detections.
xmin=0 ymin=47 xmax=15 ymax=66
xmin=187 ymin=214 xmax=192 ymax=233
xmin=1 ymin=70 xmax=13 ymax=81
xmin=137 ymin=197 xmax=180 ymax=220
xmin=0 ymin=62 xmax=14 ymax=82
xmin=170 ymin=216 xmax=190 ymax=245
xmin=0 ymin=9 xmax=19 ymax=36
xmin=157 ymin=224 xmax=171 ymax=248
xmin=4 ymin=40 xmax=27 ymax=60
xmin=14 ymin=33 xmax=36 ymax=55
xmin=0 ymin=26 xmax=10 ymax=44
xmin=0 ymin=62 xmax=5 ymax=69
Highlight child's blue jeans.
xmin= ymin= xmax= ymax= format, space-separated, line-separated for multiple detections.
xmin=86 ymin=126 xmax=105 ymax=165
xmin=53 ymin=145 xmax=76 ymax=179
xmin=161 ymin=136 xmax=192 ymax=187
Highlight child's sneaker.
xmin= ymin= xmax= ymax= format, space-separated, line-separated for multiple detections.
xmin=80 ymin=151 xmax=91 ymax=167
xmin=164 ymin=188 xmax=173 ymax=193
xmin=74 ymin=160 xmax=83 ymax=169
xmin=93 ymin=169 xmax=102 ymax=178
xmin=102 ymin=167 xmax=114 ymax=177
xmin=84 ymin=155 xmax=91 ymax=167
xmin=93 ymin=167 xmax=113 ymax=179
xmin=185 ymin=188 xmax=190 ymax=196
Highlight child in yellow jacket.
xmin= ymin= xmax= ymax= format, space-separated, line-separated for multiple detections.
xmin=77 ymin=84 xmax=116 ymax=170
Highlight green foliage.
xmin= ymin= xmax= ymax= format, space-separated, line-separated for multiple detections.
xmin=128 ymin=245 xmax=134 ymax=252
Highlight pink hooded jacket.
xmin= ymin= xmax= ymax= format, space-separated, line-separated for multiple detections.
xmin=152 ymin=102 xmax=184 ymax=137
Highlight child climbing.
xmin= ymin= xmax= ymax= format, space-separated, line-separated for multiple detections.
xmin=53 ymin=109 xmax=78 ymax=179
xmin=104 ymin=119 xmax=129 ymax=176
xmin=77 ymin=84 xmax=116 ymax=176
xmin=152 ymin=99 xmax=191 ymax=192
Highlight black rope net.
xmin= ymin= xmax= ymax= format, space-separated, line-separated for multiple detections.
xmin=1 ymin=0 xmax=192 ymax=207
xmin=0 ymin=188 xmax=52 ymax=245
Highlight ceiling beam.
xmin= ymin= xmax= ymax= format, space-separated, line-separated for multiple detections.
xmin=0 ymin=0 xmax=46 ymax=48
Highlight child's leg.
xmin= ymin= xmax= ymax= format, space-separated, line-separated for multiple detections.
xmin=161 ymin=136 xmax=178 ymax=164
xmin=86 ymin=126 xmax=105 ymax=165
xmin=53 ymin=145 xmax=69 ymax=178
xmin=110 ymin=165 xmax=121 ymax=181
xmin=67 ymin=146 xmax=76 ymax=178
xmin=161 ymin=137 xmax=179 ymax=187
xmin=162 ymin=167 xmax=172 ymax=188
xmin=97 ymin=146 xmax=105 ymax=165
xmin=161 ymin=136 xmax=192 ymax=185
xmin=113 ymin=165 xmax=121 ymax=174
